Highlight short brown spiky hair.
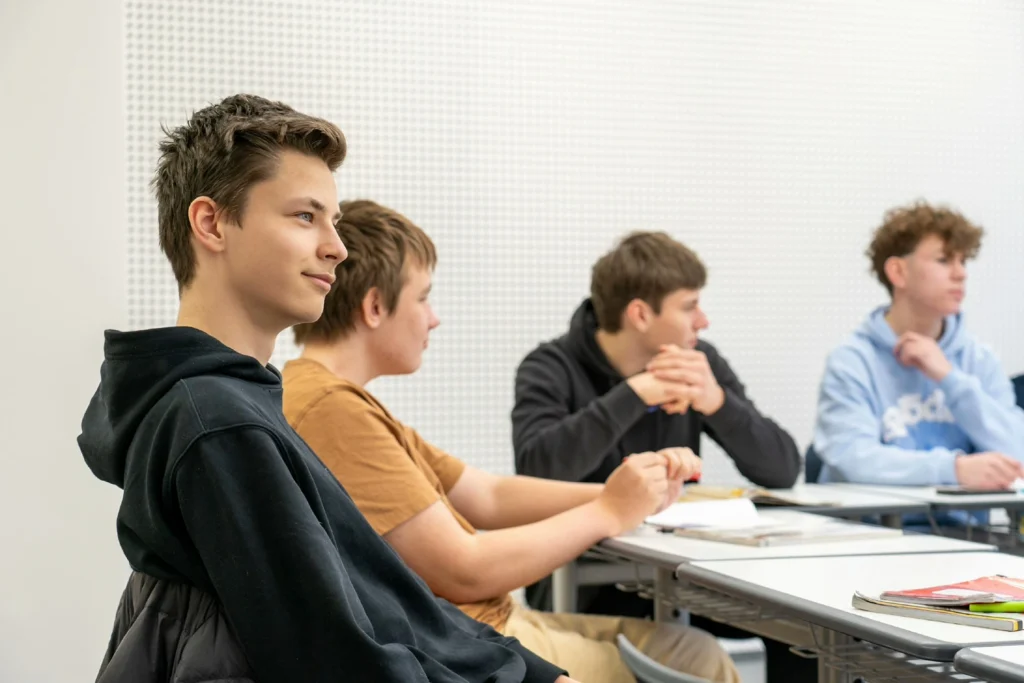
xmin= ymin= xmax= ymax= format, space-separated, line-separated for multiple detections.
xmin=868 ymin=201 xmax=984 ymax=294
xmin=591 ymin=231 xmax=707 ymax=333
xmin=293 ymin=200 xmax=437 ymax=344
xmin=154 ymin=94 xmax=347 ymax=289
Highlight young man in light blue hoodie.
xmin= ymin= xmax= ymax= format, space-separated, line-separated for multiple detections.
xmin=814 ymin=201 xmax=1024 ymax=490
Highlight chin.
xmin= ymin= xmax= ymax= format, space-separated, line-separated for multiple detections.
xmin=293 ymin=302 xmax=326 ymax=325
xmin=939 ymin=302 xmax=962 ymax=317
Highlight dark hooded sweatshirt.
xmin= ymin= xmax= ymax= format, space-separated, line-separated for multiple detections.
xmin=512 ymin=300 xmax=801 ymax=488
xmin=79 ymin=327 xmax=565 ymax=683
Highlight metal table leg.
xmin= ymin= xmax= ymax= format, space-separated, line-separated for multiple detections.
xmin=817 ymin=628 xmax=854 ymax=683
xmin=552 ymin=561 xmax=578 ymax=613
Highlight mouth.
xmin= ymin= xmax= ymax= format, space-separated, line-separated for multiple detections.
xmin=304 ymin=273 xmax=335 ymax=292
xmin=950 ymin=290 xmax=965 ymax=302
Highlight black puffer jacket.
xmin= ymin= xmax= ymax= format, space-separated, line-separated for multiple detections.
xmin=97 ymin=572 xmax=254 ymax=683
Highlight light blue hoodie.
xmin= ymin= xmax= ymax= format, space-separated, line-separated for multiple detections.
xmin=814 ymin=306 xmax=1024 ymax=485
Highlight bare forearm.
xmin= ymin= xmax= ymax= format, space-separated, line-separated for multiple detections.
xmin=487 ymin=476 xmax=602 ymax=528
xmin=457 ymin=500 xmax=618 ymax=603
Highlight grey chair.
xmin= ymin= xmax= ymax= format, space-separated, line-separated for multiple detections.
xmin=616 ymin=634 xmax=711 ymax=683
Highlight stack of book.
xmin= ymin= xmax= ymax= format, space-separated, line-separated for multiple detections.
xmin=853 ymin=576 xmax=1024 ymax=631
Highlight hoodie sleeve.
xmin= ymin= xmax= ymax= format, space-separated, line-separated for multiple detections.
xmin=512 ymin=344 xmax=649 ymax=482
xmin=173 ymin=426 xmax=564 ymax=683
xmin=814 ymin=348 xmax=960 ymax=485
xmin=699 ymin=344 xmax=801 ymax=488
xmin=939 ymin=346 xmax=1024 ymax=461
xmin=434 ymin=599 xmax=567 ymax=683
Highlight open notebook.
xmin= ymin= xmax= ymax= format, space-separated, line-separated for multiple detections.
xmin=645 ymin=501 xmax=901 ymax=547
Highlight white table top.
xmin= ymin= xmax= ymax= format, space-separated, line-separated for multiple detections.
xmin=600 ymin=511 xmax=994 ymax=567
xmin=835 ymin=483 xmax=1024 ymax=509
xmin=955 ymin=644 xmax=1024 ymax=683
xmin=677 ymin=551 xmax=1024 ymax=660
xmin=961 ymin=644 xmax=1024 ymax=666
xmin=762 ymin=483 xmax=930 ymax=514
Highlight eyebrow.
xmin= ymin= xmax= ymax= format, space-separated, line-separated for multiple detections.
xmin=299 ymin=197 xmax=343 ymax=224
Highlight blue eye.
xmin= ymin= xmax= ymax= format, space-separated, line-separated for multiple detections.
xmin=297 ymin=212 xmax=314 ymax=222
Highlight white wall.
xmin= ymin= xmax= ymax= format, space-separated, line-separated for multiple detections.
xmin=0 ymin=1 xmax=127 ymax=680
xmin=125 ymin=0 xmax=1024 ymax=482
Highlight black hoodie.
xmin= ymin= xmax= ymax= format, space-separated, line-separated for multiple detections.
xmin=512 ymin=300 xmax=801 ymax=488
xmin=80 ymin=327 xmax=564 ymax=683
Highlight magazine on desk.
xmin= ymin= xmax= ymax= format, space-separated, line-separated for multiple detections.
xmin=853 ymin=576 xmax=1024 ymax=632
xmin=645 ymin=501 xmax=901 ymax=547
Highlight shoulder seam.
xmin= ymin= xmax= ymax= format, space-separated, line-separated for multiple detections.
xmin=164 ymin=423 xmax=291 ymax=502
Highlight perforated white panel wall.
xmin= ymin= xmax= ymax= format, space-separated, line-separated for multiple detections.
xmin=126 ymin=0 xmax=1024 ymax=481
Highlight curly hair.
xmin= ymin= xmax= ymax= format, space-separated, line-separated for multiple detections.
xmin=867 ymin=201 xmax=983 ymax=293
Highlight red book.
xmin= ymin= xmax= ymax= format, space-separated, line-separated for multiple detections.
xmin=880 ymin=576 xmax=1024 ymax=607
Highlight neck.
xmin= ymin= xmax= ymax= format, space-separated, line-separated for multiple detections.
xmin=176 ymin=287 xmax=278 ymax=365
xmin=885 ymin=297 xmax=945 ymax=339
xmin=594 ymin=328 xmax=652 ymax=378
xmin=300 ymin=335 xmax=380 ymax=386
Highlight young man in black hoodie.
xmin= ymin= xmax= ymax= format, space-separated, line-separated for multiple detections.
xmin=79 ymin=94 xmax=572 ymax=683
xmin=513 ymin=231 xmax=808 ymax=682
xmin=514 ymin=231 xmax=800 ymax=493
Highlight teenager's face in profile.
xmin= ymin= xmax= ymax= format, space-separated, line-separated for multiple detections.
xmin=901 ymin=234 xmax=967 ymax=317
xmin=224 ymin=149 xmax=345 ymax=329
xmin=375 ymin=264 xmax=440 ymax=376
xmin=643 ymin=288 xmax=708 ymax=351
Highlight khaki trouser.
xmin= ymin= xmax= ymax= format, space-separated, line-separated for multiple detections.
xmin=503 ymin=604 xmax=741 ymax=683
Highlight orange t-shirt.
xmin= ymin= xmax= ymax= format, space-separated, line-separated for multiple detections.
xmin=281 ymin=358 xmax=514 ymax=630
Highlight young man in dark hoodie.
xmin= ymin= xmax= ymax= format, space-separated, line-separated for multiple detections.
xmin=79 ymin=94 xmax=572 ymax=683
xmin=513 ymin=231 xmax=800 ymax=502
xmin=512 ymin=230 xmax=807 ymax=682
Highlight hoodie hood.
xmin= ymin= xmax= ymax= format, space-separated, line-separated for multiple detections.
xmin=79 ymin=327 xmax=281 ymax=489
xmin=857 ymin=305 xmax=968 ymax=356
xmin=565 ymin=299 xmax=624 ymax=388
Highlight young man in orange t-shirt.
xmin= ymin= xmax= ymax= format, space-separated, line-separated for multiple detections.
xmin=282 ymin=199 xmax=740 ymax=683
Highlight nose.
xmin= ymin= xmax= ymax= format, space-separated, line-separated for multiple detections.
xmin=428 ymin=306 xmax=440 ymax=330
xmin=951 ymin=259 xmax=966 ymax=281
xmin=695 ymin=307 xmax=710 ymax=331
xmin=320 ymin=225 xmax=347 ymax=263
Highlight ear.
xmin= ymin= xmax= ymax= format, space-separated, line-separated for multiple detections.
xmin=623 ymin=299 xmax=654 ymax=333
xmin=360 ymin=287 xmax=385 ymax=330
xmin=187 ymin=196 xmax=229 ymax=256
xmin=884 ymin=255 xmax=908 ymax=292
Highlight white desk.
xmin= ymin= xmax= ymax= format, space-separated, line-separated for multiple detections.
xmin=551 ymin=485 xmax=934 ymax=613
xmin=955 ymin=644 xmax=1024 ymax=683
xmin=758 ymin=483 xmax=930 ymax=519
xmin=674 ymin=552 xmax=1024 ymax=663
xmin=600 ymin=522 xmax=995 ymax=568
xmin=837 ymin=483 xmax=1024 ymax=512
